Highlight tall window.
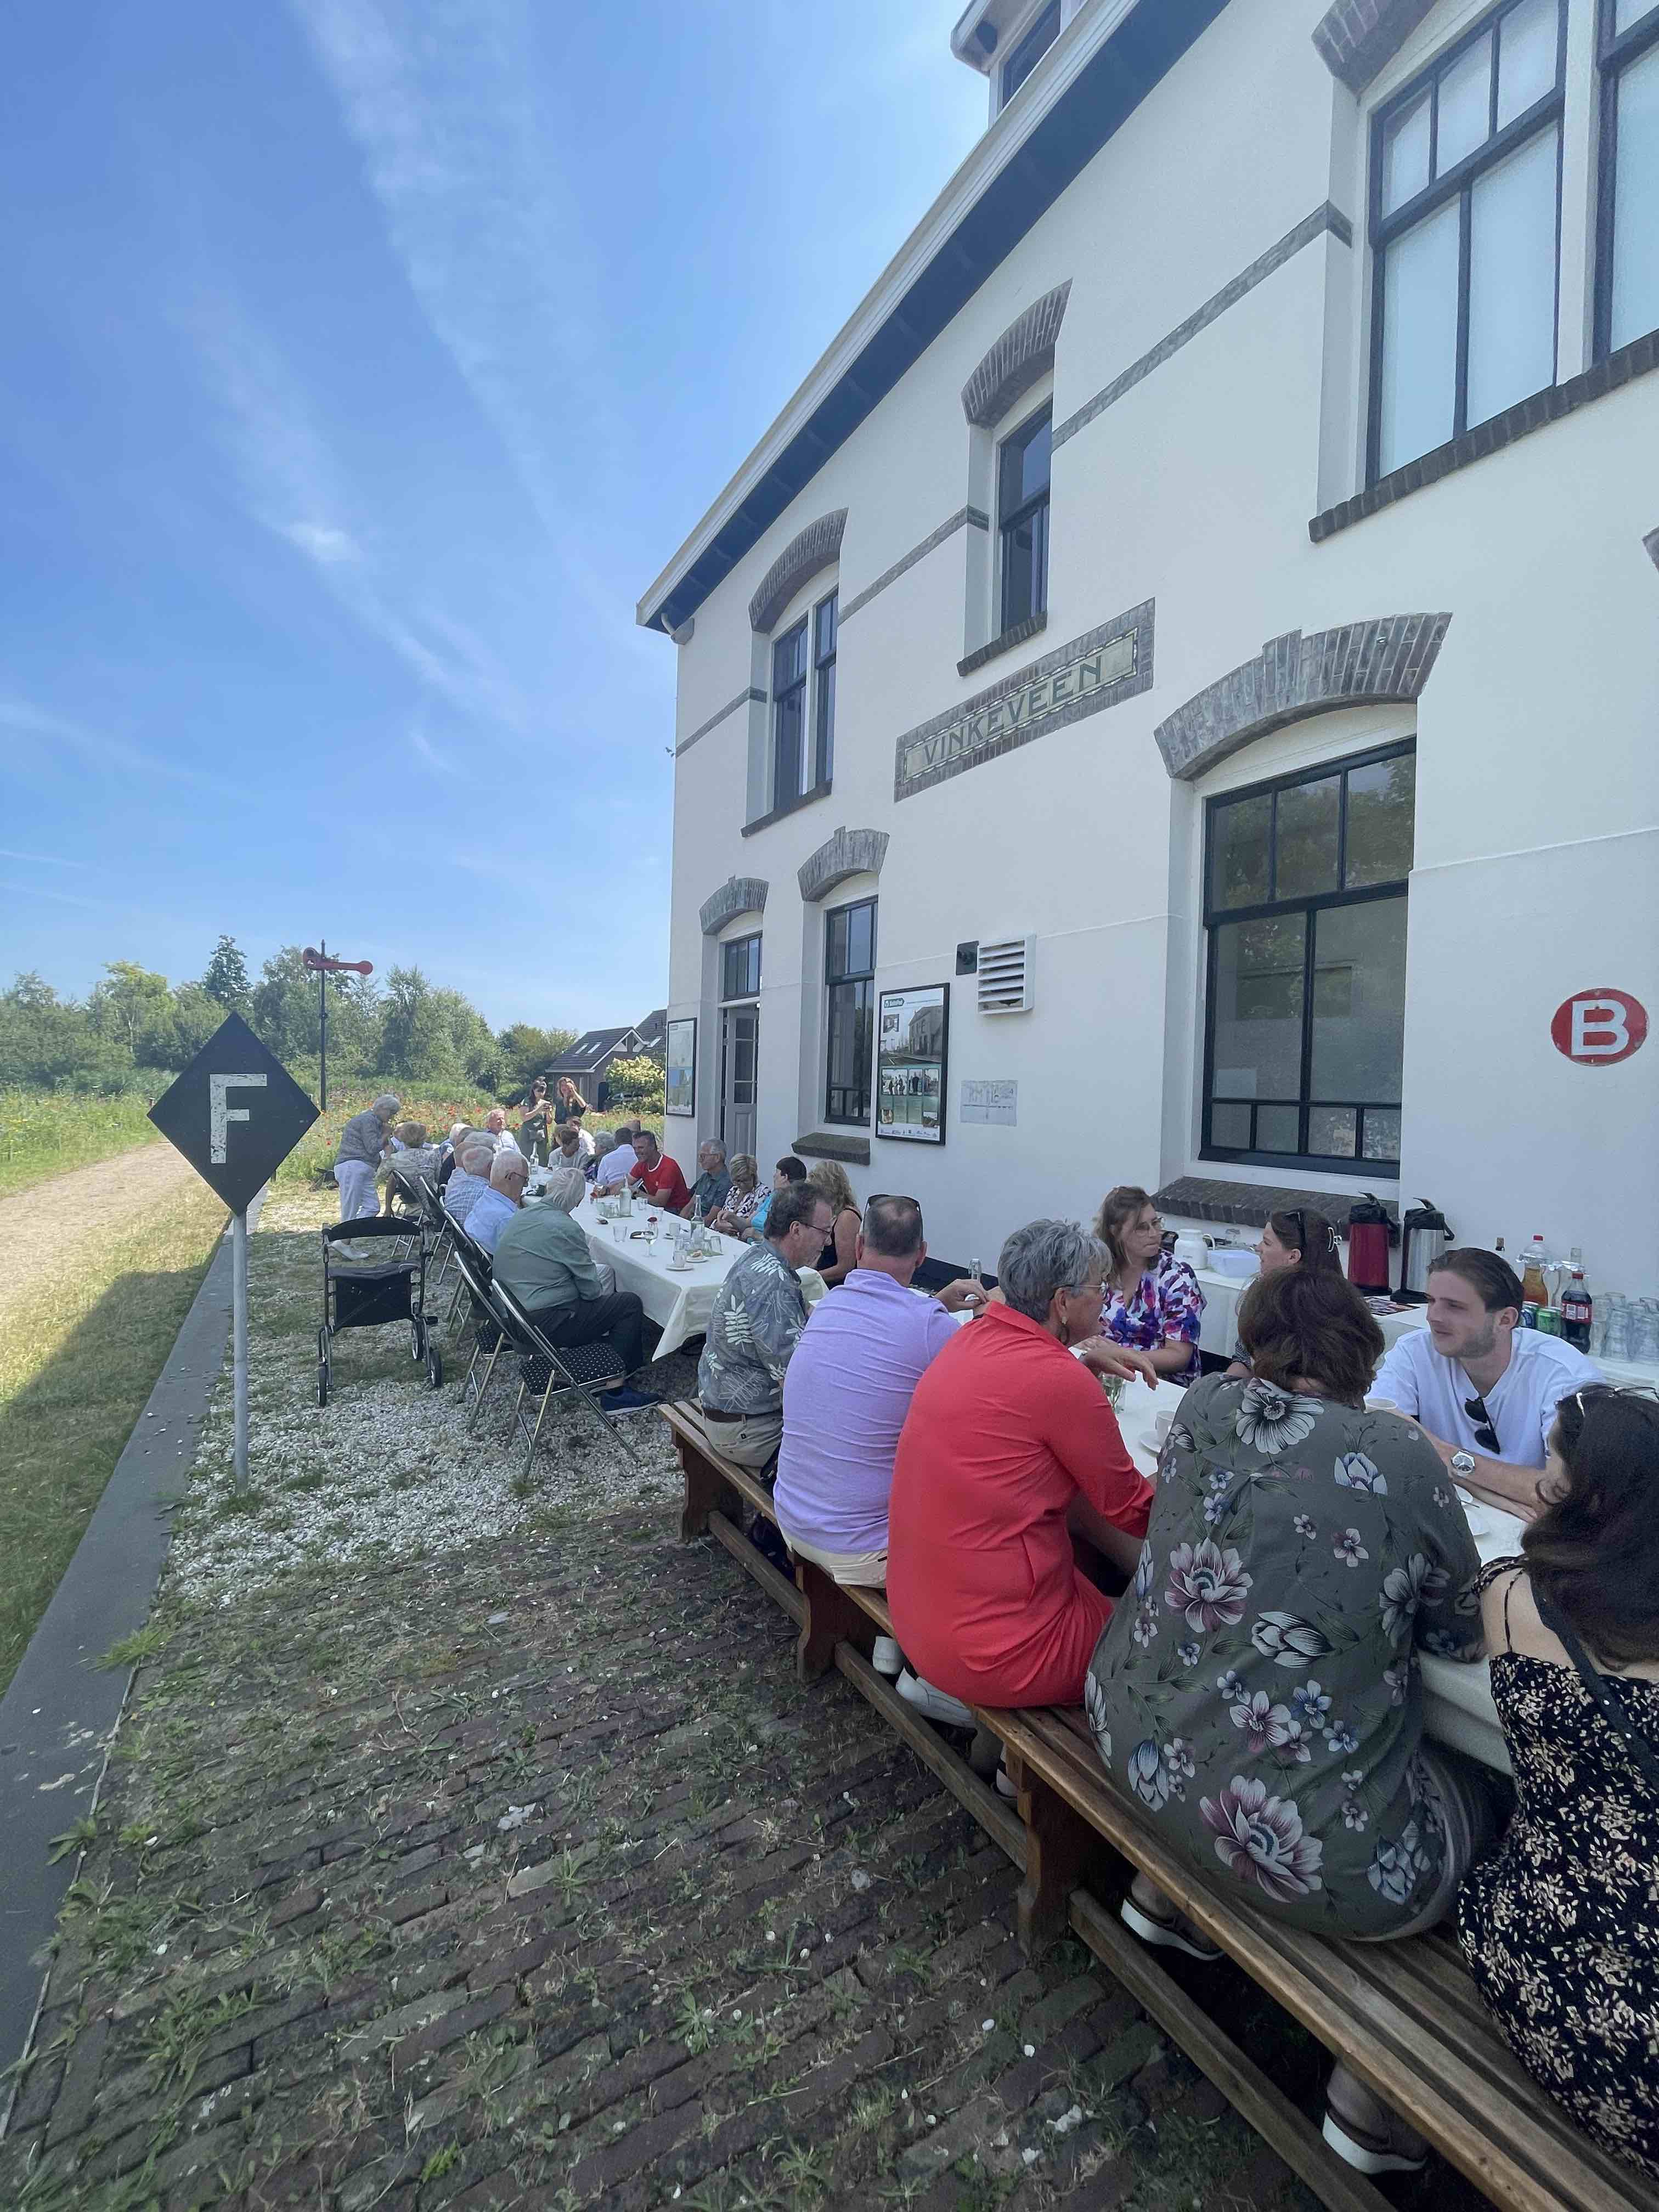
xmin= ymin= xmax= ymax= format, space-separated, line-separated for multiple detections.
xmin=1203 ymin=747 xmax=1415 ymax=1172
xmin=998 ymin=404 xmax=1051 ymax=631
xmin=1369 ymin=0 xmax=1565 ymax=481
xmin=813 ymin=590 xmax=837 ymax=787
xmin=825 ymin=898 xmax=876 ymax=1125
xmin=1001 ymin=3 xmax=1060 ymax=108
xmin=1599 ymin=0 xmax=1659 ymax=354
xmin=770 ymin=618 xmax=808 ymax=806
xmin=721 ymin=933 xmax=761 ymax=1003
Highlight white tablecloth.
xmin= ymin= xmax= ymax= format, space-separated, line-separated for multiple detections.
xmin=562 ymin=1195 xmax=743 ymax=1360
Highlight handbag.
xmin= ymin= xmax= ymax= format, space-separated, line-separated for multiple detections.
xmin=1534 ymin=1587 xmax=1659 ymax=1796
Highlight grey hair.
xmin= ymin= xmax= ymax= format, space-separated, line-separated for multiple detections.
xmin=699 ymin=1137 xmax=727 ymax=1163
xmin=489 ymin=1148 xmax=528 ymax=1190
xmin=373 ymin=1094 xmax=402 ymax=1119
xmin=541 ymin=1165 xmax=587 ymax=1214
xmin=996 ymin=1218 xmax=1110 ymax=1323
xmin=459 ymin=1139 xmax=496 ymax=1177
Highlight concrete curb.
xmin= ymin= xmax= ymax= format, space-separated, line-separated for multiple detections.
xmin=0 ymin=1189 xmax=263 ymax=2091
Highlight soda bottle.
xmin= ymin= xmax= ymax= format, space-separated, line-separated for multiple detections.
xmin=1521 ymin=1234 xmax=1549 ymax=1309
xmin=1561 ymin=1258 xmax=1593 ymax=1352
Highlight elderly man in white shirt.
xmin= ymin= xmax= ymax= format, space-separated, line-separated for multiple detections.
xmin=466 ymin=1147 xmax=529 ymax=1256
xmin=594 ymin=1130 xmax=639 ymax=1194
xmin=443 ymin=1139 xmax=500 ymax=1229
xmin=1372 ymin=1246 xmax=1603 ymax=1519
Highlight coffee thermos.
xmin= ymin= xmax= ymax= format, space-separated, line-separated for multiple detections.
xmin=1346 ymin=1193 xmax=1393 ymax=1295
xmin=1397 ymin=1199 xmax=1453 ymax=1304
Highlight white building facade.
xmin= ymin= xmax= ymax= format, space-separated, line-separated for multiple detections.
xmin=640 ymin=0 xmax=1658 ymax=1295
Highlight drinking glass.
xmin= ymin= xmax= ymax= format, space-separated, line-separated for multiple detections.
xmin=1602 ymin=1296 xmax=1629 ymax=1363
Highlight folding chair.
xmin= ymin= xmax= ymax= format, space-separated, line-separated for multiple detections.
xmin=443 ymin=1216 xmax=492 ymax=1330
xmin=448 ymin=1239 xmax=508 ymax=1431
xmin=489 ymin=1280 xmax=637 ymax=1477
xmin=421 ymin=1176 xmax=461 ymax=1298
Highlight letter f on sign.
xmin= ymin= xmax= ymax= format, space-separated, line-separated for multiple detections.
xmin=1571 ymin=1000 xmax=1628 ymax=1058
xmin=211 ymin=1073 xmax=267 ymax=1162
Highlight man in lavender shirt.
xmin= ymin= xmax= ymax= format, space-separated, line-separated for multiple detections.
xmin=774 ymin=1196 xmax=982 ymax=1585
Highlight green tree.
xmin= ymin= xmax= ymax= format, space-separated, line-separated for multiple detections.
xmin=250 ymin=946 xmax=381 ymax=1074
xmin=496 ymin=1022 xmax=579 ymax=1098
xmin=0 ymin=975 xmax=132 ymax=1090
xmin=88 ymin=961 xmax=177 ymax=1066
xmin=201 ymin=934 xmax=251 ymax=1010
xmin=605 ymin=1053 xmax=665 ymax=1114
xmin=171 ymin=981 xmax=228 ymax=1059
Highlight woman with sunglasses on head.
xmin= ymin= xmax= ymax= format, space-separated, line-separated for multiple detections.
xmin=1457 ymin=1387 xmax=1659 ymax=2181
xmin=1224 ymin=1207 xmax=1341 ymax=1376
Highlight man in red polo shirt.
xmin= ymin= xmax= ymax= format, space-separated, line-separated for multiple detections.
xmin=627 ymin=1129 xmax=691 ymax=1214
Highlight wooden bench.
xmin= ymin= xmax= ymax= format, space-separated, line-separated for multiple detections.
xmin=662 ymin=1400 xmax=1659 ymax=2212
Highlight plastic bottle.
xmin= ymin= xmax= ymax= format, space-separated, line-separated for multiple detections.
xmin=1561 ymin=1252 xmax=1593 ymax=1352
xmin=1521 ymin=1234 xmax=1549 ymax=1309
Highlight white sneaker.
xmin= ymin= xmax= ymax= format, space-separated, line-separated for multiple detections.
xmin=896 ymin=1670 xmax=975 ymax=1730
xmin=870 ymin=1637 xmax=904 ymax=1678
xmin=995 ymin=1759 xmax=1018 ymax=1801
xmin=1119 ymin=1872 xmax=1223 ymax=1964
xmin=1322 ymin=2065 xmax=1430 ymax=2175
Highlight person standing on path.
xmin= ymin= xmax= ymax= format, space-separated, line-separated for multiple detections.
xmin=334 ymin=1095 xmax=400 ymax=1225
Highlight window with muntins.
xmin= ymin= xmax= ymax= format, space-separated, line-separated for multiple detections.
xmin=998 ymin=404 xmax=1051 ymax=631
xmin=813 ymin=590 xmax=837 ymax=788
xmin=1368 ymin=0 xmax=1566 ymax=482
xmin=824 ymin=897 xmax=876 ymax=1126
xmin=1598 ymin=0 xmax=1659 ymax=355
xmin=1202 ymin=747 xmax=1415 ymax=1173
xmin=1001 ymin=3 xmax=1060 ymax=108
xmin=720 ymin=933 xmax=761 ymax=1003
xmin=770 ymin=619 xmax=808 ymax=808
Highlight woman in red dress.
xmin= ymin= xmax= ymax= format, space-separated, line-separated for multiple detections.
xmin=887 ymin=1219 xmax=1158 ymax=1709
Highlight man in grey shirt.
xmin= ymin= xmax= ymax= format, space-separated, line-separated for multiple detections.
xmin=492 ymin=1166 xmax=653 ymax=1409
xmin=697 ymin=1181 xmax=833 ymax=1467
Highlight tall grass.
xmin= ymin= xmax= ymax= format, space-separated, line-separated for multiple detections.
xmin=0 ymin=1090 xmax=161 ymax=1200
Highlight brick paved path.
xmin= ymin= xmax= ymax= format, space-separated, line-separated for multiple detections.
xmin=0 ymin=1487 xmax=1346 ymax=2212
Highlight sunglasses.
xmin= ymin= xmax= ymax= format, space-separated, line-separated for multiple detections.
xmin=1462 ymin=1394 xmax=1502 ymax=1457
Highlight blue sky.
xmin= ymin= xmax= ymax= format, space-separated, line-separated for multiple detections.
xmin=0 ymin=2 xmax=985 ymax=1033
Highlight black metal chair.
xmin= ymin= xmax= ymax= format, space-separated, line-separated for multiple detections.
xmin=488 ymin=1279 xmax=636 ymax=1477
xmin=447 ymin=1238 xmax=509 ymax=1432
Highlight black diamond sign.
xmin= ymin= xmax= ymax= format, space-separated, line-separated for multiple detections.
xmin=149 ymin=1012 xmax=320 ymax=1215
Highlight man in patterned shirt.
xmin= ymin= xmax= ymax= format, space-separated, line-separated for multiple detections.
xmin=697 ymin=1181 xmax=833 ymax=1468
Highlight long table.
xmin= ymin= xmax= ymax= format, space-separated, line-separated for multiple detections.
xmin=558 ymin=1193 xmax=743 ymax=1360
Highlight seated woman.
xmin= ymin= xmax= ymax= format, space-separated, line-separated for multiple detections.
xmin=806 ymin=1160 xmax=861 ymax=1288
xmin=887 ymin=1219 xmax=1158 ymax=1712
xmin=1458 ymin=1386 xmax=1659 ymax=2185
xmin=1086 ymin=1264 xmax=1493 ymax=2175
xmin=1097 ymin=1186 xmax=1205 ymax=1383
xmin=707 ymin=1152 xmax=761 ymax=1236
xmin=1224 ymin=1206 xmax=1343 ymax=1376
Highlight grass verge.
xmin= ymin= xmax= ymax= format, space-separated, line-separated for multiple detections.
xmin=0 ymin=1093 xmax=160 ymax=1200
xmin=0 ymin=1177 xmax=227 ymax=1695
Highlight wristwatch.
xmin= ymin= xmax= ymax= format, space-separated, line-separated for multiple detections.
xmin=1449 ymin=1449 xmax=1477 ymax=1477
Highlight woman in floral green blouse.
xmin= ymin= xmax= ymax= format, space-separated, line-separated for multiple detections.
xmin=1086 ymin=1267 xmax=1496 ymax=2170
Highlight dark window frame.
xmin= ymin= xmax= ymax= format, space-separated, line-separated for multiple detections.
xmin=720 ymin=932 xmax=761 ymax=1006
xmin=997 ymin=402 xmax=1052 ymax=633
xmin=769 ymin=616 xmax=809 ymax=810
xmin=823 ymin=895 xmax=877 ymax=1127
xmin=1365 ymin=0 xmax=1567 ymax=486
xmin=812 ymin=589 xmax=837 ymax=789
xmin=1200 ymin=742 xmax=1415 ymax=1176
xmin=1000 ymin=1 xmax=1062 ymax=108
xmin=1594 ymin=0 xmax=1659 ymax=359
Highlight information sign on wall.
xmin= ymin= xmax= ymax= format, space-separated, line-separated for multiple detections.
xmin=961 ymin=1079 xmax=1018 ymax=1127
xmin=1549 ymin=989 xmax=1647 ymax=1066
xmin=665 ymin=1016 xmax=697 ymax=1116
xmin=877 ymin=985 xmax=949 ymax=1143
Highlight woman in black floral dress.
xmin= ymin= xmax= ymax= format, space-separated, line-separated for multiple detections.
xmin=1458 ymin=1386 xmax=1659 ymax=2182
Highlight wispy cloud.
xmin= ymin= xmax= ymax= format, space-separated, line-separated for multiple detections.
xmin=0 ymin=697 xmax=229 ymax=795
xmin=0 ymin=877 xmax=106 ymax=911
xmin=0 ymin=845 xmax=86 ymax=867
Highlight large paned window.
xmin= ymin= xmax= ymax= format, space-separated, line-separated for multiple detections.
xmin=1599 ymin=0 xmax=1659 ymax=354
xmin=813 ymin=590 xmax=837 ymax=787
xmin=770 ymin=619 xmax=808 ymax=807
xmin=1203 ymin=747 xmax=1416 ymax=1173
xmin=998 ymin=404 xmax=1051 ymax=631
xmin=1369 ymin=0 xmax=1566 ymax=481
xmin=1000 ymin=2 xmax=1060 ymax=108
xmin=824 ymin=897 xmax=877 ymax=1125
xmin=721 ymin=933 xmax=761 ymax=1004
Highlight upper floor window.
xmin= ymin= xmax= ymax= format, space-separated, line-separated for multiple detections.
xmin=1368 ymin=0 xmax=1566 ymax=481
xmin=721 ymin=932 xmax=761 ymax=1002
xmin=771 ymin=618 xmax=809 ymax=806
xmin=825 ymin=896 xmax=877 ymax=1125
xmin=998 ymin=403 xmax=1051 ymax=630
xmin=1203 ymin=746 xmax=1415 ymax=1174
xmin=813 ymin=590 xmax=838 ymax=788
xmin=1599 ymin=0 xmax=1659 ymax=355
xmin=1001 ymin=2 xmax=1060 ymax=108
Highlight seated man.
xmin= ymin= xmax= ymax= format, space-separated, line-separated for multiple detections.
xmin=467 ymin=1146 xmax=529 ymax=1256
xmin=564 ymin=1109 xmax=595 ymax=1166
xmin=684 ymin=1138 xmax=732 ymax=1221
xmin=379 ymin=1121 xmax=442 ymax=1209
xmin=549 ymin=1119 xmax=587 ymax=1178
xmin=627 ymin=1129 xmax=690 ymax=1213
xmin=594 ymin=1128 xmax=639 ymax=1193
xmin=749 ymin=1154 xmax=808 ymax=1239
xmin=697 ymin=1182 xmax=832 ymax=1468
xmin=492 ymin=1165 xmax=653 ymax=1409
xmin=1372 ymin=1246 xmax=1603 ymax=1516
xmin=774 ymin=1197 xmax=980 ymax=1585
xmin=482 ymin=1107 xmax=520 ymax=1154
xmin=443 ymin=1138 xmax=499 ymax=1228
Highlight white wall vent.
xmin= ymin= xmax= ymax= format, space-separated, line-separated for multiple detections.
xmin=976 ymin=935 xmax=1035 ymax=1015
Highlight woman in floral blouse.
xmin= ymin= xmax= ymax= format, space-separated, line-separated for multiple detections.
xmin=1095 ymin=1187 xmax=1204 ymax=1383
xmin=1086 ymin=1265 xmax=1494 ymax=2175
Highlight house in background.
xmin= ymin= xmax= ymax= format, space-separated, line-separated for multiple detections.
xmin=545 ymin=1011 xmax=667 ymax=1109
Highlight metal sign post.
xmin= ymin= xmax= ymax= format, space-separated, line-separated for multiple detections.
xmin=149 ymin=1014 xmax=320 ymax=1495
xmin=303 ymin=946 xmax=374 ymax=1119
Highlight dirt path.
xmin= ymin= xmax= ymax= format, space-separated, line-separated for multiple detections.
xmin=0 ymin=1143 xmax=208 ymax=1324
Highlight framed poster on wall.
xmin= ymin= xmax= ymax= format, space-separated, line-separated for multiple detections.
xmin=876 ymin=984 xmax=948 ymax=1143
xmin=664 ymin=1017 xmax=696 ymax=1118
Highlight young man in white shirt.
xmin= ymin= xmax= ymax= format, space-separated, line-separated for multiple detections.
xmin=1371 ymin=1248 xmax=1603 ymax=1519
